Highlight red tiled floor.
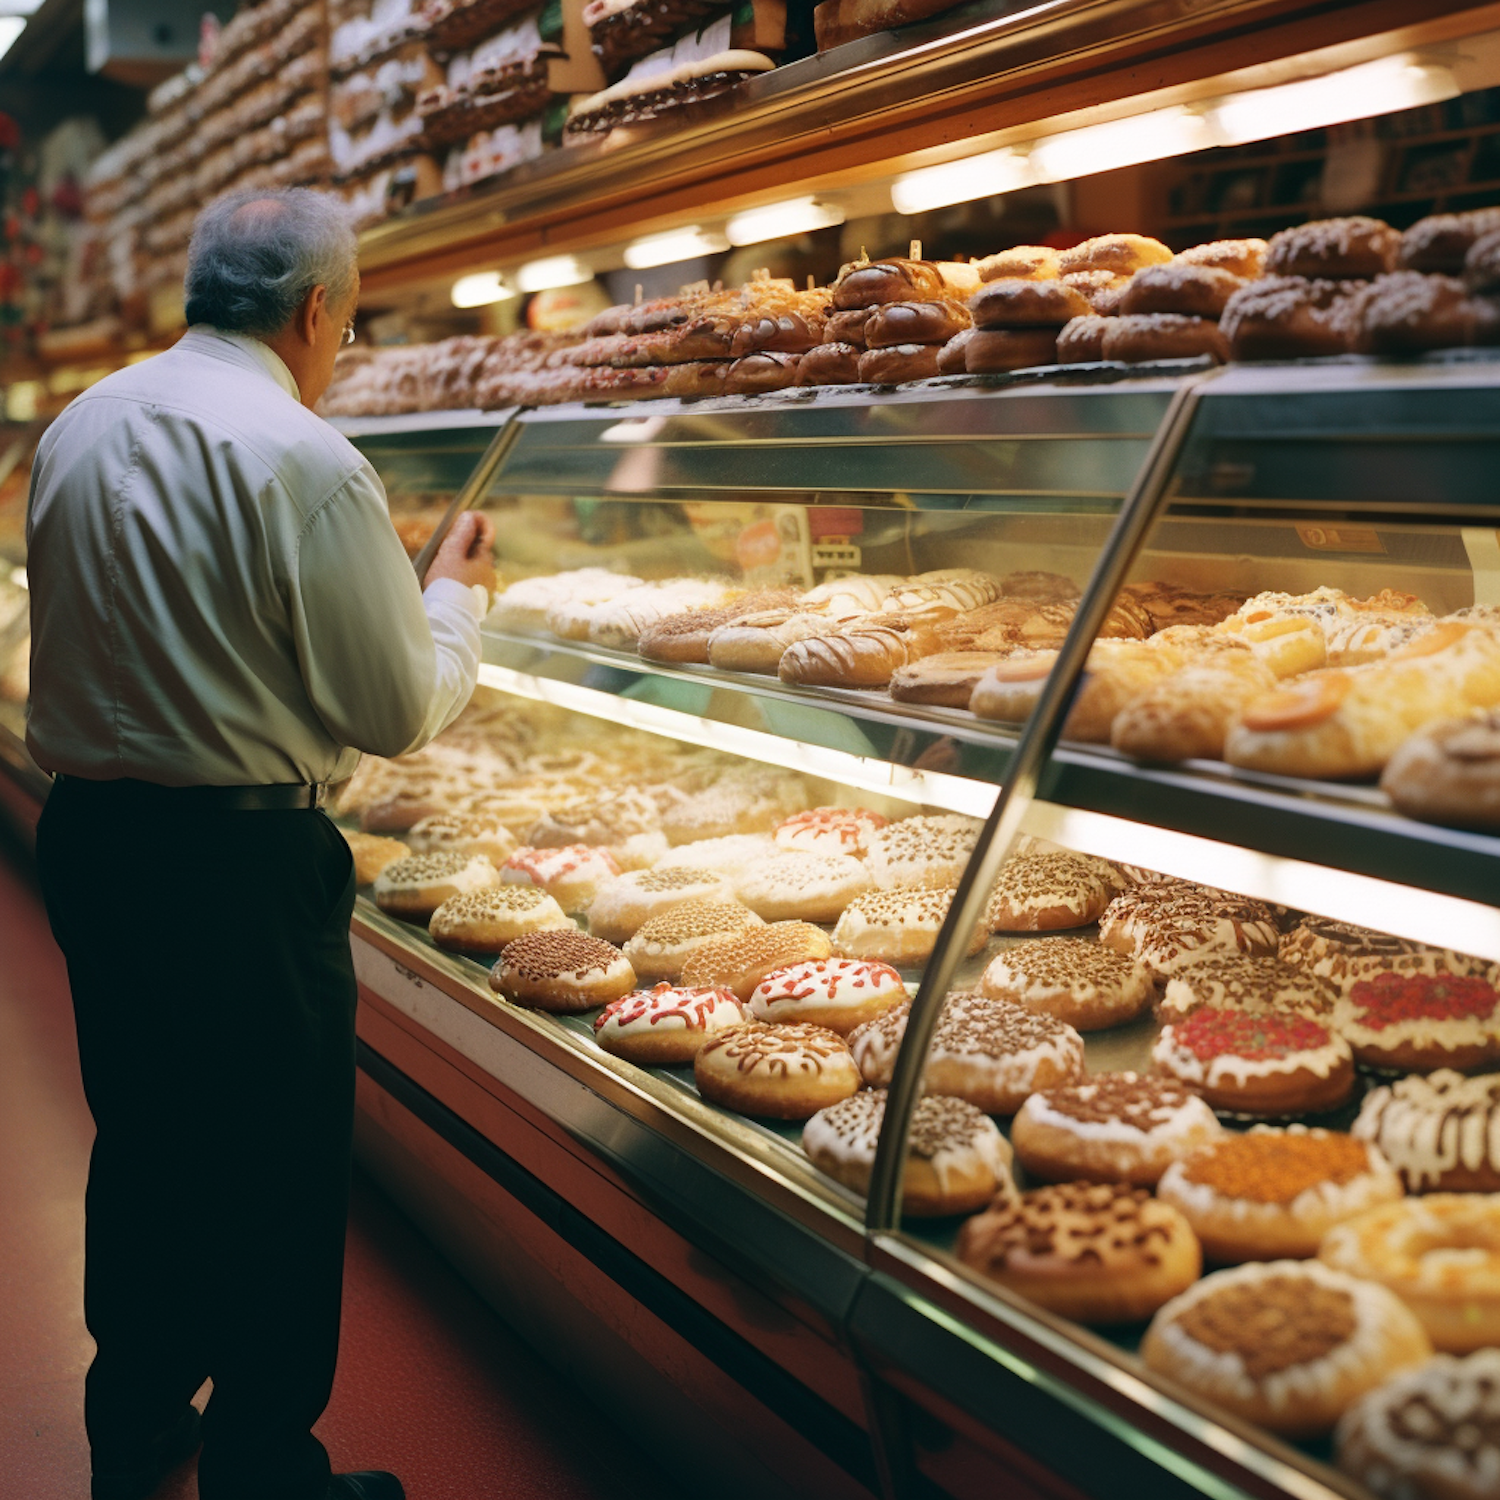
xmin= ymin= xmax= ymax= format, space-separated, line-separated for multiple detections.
xmin=0 ymin=841 xmax=688 ymax=1500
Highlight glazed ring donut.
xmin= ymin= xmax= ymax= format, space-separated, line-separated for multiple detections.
xmin=490 ymin=929 xmax=636 ymax=1014
xmin=969 ymin=278 xmax=1091 ymax=329
xmin=958 ymin=1182 xmax=1201 ymax=1324
xmin=1175 ymin=237 xmax=1267 ymax=278
xmin=429 ymin=884 xmax=573 ymax=954
xmin=1011 ymin=1072 xmax=1223 ymax=1187
xmin=586 ymin=866 xmax=736 ymax=944
xmin=1120 ymin=263 xmax=1245 ymax=318
xmin=592 ymin=983 xmax=748 ymax=1065
xmin=864 ymin=300 xmax=971 ymax=348
xmin=1353 ymin=1070 xmax=1500 ymax=1193
xmin=1152 ymin=1006 xmax=1355 ymax=1117
xmin=1382 ymin=709 xmax=1500 ymax=830
xmin=1055 ymin=315 xmax=1111 ymax=363
xmin=621 ymin=899 xmax=763 ymax=982
xmin=857 ymin=343 xmax=941 ymax=384
xmin=1221 ymin=275 xmax=1365 ymax=359
xmin=1321 ymin=1195 xmax=1500 ymax=1353
xmin=1401 ymin=208 xmax=1500 ymax=274
xmin=1157 ymin=1126 xmax=1403 ymax=1263
xmin=692 ymin=1021 xmax=860 ymax=1118
xmin=1143 ymin=1261 xmax=1432 ymax=1439
xmin=1338 ymin=1349 xmax=1500 ymax=1499
xmin=748 ymin=957 xmax=908 ymax=1034
xmin=373 ymin=851 xmax=501 ymax=922
xmin=1057 ymin=233 xmax=1172 ymax=277
xmin=1100 ymin=313 xmax=1228 ymax=364
xmin=1335 ymin=971 xmax=1500 ymax=1073
xmin=1265 ymin=216 xmax=1400 ymax=279
xmin=980 ymin=937 xmax=1154 ymax=1031
xmin=965 ymin=327 xmax=1059 ymax=373
xmin=803 ymin=1091 xmax=1014 ymax=1216
xmin=796 ymin=342 xmax=862 ymax=385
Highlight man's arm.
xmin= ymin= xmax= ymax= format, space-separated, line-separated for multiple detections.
xmin=290 ymin=467 xmax=495 ymax=759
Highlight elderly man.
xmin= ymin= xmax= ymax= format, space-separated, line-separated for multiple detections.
xmin=26 ymin=189 xmax=493 ymax=1500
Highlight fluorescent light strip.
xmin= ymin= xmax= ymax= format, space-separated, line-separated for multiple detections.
xmin=514 ymin=255 xmax=593 ymax=293
xmin=725 ymin=198 xmax=845 ymax=246
xmin=1025 ymin=802 xmax=1500 ymax=964
xmin=0 ymin=16 xmax=25 ymax=61
xmin=1028 ymin=106 xmax=1213 ymax=185
xmin=623 ymin=226 xmax=730 ymax=269
xmin=477 ymin=662 xmax=997 ymax=817
xmin=890 ymin=147 xmax=1031 ymax=216
xmin=450 ymin=271 xmax=515 ymax=308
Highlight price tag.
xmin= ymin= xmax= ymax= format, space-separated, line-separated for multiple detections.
xmin=1294 ymin=524 xmax=1385 ymax=554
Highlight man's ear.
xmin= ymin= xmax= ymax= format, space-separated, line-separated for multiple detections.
xmin=298 ymin=284 xmax=329 ymax=345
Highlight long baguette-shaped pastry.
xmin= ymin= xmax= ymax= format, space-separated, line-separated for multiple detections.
xmin=779 ymin=617 xmax=942 ymax=689
xmin=1225 ymin=622 xmax=1500 ymax=779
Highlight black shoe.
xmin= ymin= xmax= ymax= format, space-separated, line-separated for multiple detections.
xmin=326 ymin=1475 xmax=405 ymax=1500
xmin=91 ymin=1406 xmax=203 ymax=1500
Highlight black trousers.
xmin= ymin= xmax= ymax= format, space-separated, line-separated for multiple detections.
xmin=36 ymin=779 xmax=358 ymax=1500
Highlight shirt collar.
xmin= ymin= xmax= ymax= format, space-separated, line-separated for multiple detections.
xmin=190 ymin=325 xmax=302 ymax=404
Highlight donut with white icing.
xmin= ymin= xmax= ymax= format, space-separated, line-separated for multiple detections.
xmin=803 ymin=1092 xmax=1013 ymax=1216
xmin=586 ymin=866 xmax=735 ymax=944
xmin=341 ymin=829 xmax=410 ymax=886
xmin=1336 ymin=972 xmax=1500 ymax=1074
xmin=958 ymin=1182 xmax=1201 ymax=1324
xmin=680 ymin=921 xmax=833 ymax=1001
xmin=1353 ymin=1070 xmax=1500 ymax=1192
xmin=984 ymin=853 xmax=1121 ymax=932
xmin=1157 ymin=954 xmax=1337 ymax=1024
xmin=374 ymin=851 xmax=501 ymax=922
xmin=1152 ymin=1006 xmax=1355 ymax=1117
xmin=980 ymin=938 xmax=1154 ymax=1030
xmin=1011 ymin=1073 xmax=1223 ymax=1186
xmin=407 ymin=811 xmax=518 ymax=866
xmin=693 ymin=1021 xmax=860 ymax=1119
xmin=1143 ymin=1261 xmax=1431 ymax=1438
xmin=1279 ymin=916 xmax=1491 ymax=996
xmin=732 ymin=851 xmax=874 ymax=923
xmin=1158 ymin=1126 xmax=1402 ymax=1263
xmin=832 ymin=884 xmax=988 ymax=968
xmin=1100 ymin=886 xmax=1280 ymax=975
xmin=490 ymin=930 xmax=636 ymax=1013
xmin=502 ymin=843 xmax=622 ymax=914
xmin=773 ymin=806 xmax=889 ymax=858
xmin=621 ymin=899 xmax=764 ymax=982
xmin=749 ymin=958 xmax=908 ymax=1034
xmin=428 ymin=884 xmax=573 ymax=954
xmin=592 ymin=983 xmax=748 ymax=1065
xmin=862 ymin=815 xmax=980 ymax=889
xmin=1338 ymin=1349 xmax=1500 ymax=1500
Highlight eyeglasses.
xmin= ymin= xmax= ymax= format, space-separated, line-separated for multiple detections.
xmin=341 ymin=321 xmax=356 ymax=346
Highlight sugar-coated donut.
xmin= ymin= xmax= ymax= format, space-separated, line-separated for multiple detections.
xmin=490 ymin=929 xmax=636 ymax=1013
xmin=1353 ymin=1070 xmax=1500 ymax=1193
xmin=732 ymin=851 xmax=874 ymax=922
xmin=965 ymin=327 xmax=1059 ymax=372
xmin=1158 ymin=1126 xmax=1403 ymax=1263
xmin=958 ymin=1182 xmax=1201 ymax=1324
xmin=1266 ymin=216 xmax=1400 ymax=279
xmin=1156 ymin=954 xmax=1337 ymax=1024
xmin=1176 ymin=238 xmax=1267 ymax=279
xmin=502 ymin=843 xmax=621 ymax=913
xmin=862 ymin=813 xmax=978 ymax=888
xmin=978 ymin=245 xmax=1060 ymax=282
xmin=586 ymin=866 xmax=736 ymax=944
xmin=1120 ymin=263 xmax=1246 ymax=318
xmin=342 ymin=829 xmax=411 ymax=886
xmin=984 ymin=853 xmax=1120 ymax=932
xmin=1055 ymin=315 xmax=1111 ymax=363
xmin=1279 ymin=916 xmax=1490 ymax=995
xmin=653 ymin=833 xmax=777 ymax=877
xmin=858 ymin=343 xmax=941 ymax=384
xmin=849 ymin=993 xmax=1086 ymax=1112
xmin=1322 ymin=1196 xmax=1500 ymax=1354
xmin=1401 ymin=208 xmax=1500 ymax=274
xmin=1382 ymin=709 xmax=1500 ymax=830
xmin=1011 ymin=1073 xmax=1223 ymax=1186
xmin=980 ymin=938 xmax=1153 ymax=1031
xmin=1153 ymin=1006 xmax=1355 ymax=1117
xmin=831 ymin=885 xmax=987 ymax=967
xmin=1355 ymin=270 xmax=1500 ymax=354
xmin=621 ymin=899 xmax=763 ymax=982
xmin=1221 ymin=275 xmax=1366 ymax=359
xmin=592 ymin=982 xmax=748 ymax=1065
xmin=1101 ymin=313 xmax=1228 ymax=364
xmin=969 ymin=278 xmax=1091 ymax=329
xmin=749 ymin=958 xmax=907 ymax=1034
xmin=1338 ymin=1349 xmax=1500 ymax=1499
xmin=863 ymin=300 xmax=971 ymax=348
xmin=1058 ymin=233 xmax=1172 ymax=277
xmin=1465 ymin=227 xmax=1500 ymax=293
xmin=374 ymin=851 xmax=501 ymax=922
xmin=408 ymin=811 xmax=518 ymax=865
xmin=774 ymin=805 xmax=888 ymax=858
xmin=803 ymin=1091 xmax=1014 ymax=1216
xmin=1142 ymin=1261 xmax=1432 ymax=1438
xmin=429 ymin=884 xmax=573 ymax=954
xmin=796 ymin=342 xmax=862 ymax=385
xmin=680 ymin=920 xmax=834 ymax=1001
xmin=693 ymin=1021 xmax=860 ymax=1118
xmin=1335 ymin=972 xmax=1500 ymax=1073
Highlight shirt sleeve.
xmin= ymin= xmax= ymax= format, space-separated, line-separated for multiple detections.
xmin=289 ymin=466 xmax=484 ymax=759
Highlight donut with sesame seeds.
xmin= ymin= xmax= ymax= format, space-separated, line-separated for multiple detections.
xmin=429 ymin=884 xmax=574 ymax=955
xmin=490 ymin=930 xmax=636 ymax=1013
xmin=749 ymin=958 xmax=908 ymax=1034
xmin=831 ymin=885 xmax=988 ymax=967
xmin=732 ymin=851 xmax=875 ymax=923
xmin=980 ymin=938 xmax=1154 ymax=1030
xmin=984 ymin=853 xmax=1120 ymax=932
xmin=592 ymin=983 xmax=749 ymax=1065
xmin=679 ymin=921 xmax=834 ymax=1001
xmin=693 ymin=1021 xmax=860 ymax=1118
xmin=621 ymin=899 xmax=764 ymax=982
xmin=373 ymin=851 xmax=502 ymax=922
xmin=585 ymin=866 xmax=736 ymax=944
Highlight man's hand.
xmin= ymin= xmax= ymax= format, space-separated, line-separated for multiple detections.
xmin=425 ymin=511 xmax=496 ymax=595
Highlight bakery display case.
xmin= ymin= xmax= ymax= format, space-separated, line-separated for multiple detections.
xmin=322 ymin=355 xmax=1500 ymax=1500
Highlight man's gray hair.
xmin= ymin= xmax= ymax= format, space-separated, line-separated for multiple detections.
xmin=184 ymin=188 xmax=358 ymax=337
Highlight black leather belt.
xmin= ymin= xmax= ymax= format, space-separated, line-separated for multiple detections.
xmin=52 ymin=775 xmax=328 ymax=811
